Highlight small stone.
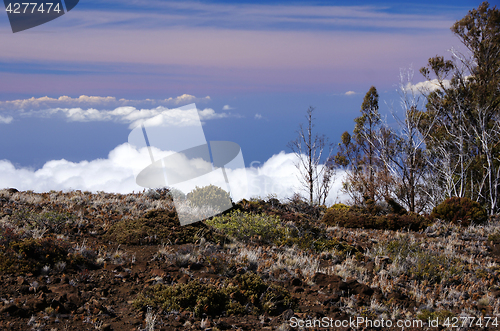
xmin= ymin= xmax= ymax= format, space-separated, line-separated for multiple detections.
xmin=17 ymin=276 xmax=27 ymax=286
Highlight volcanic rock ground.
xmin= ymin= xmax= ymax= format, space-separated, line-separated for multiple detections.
xmin=0 ymin=189 xmax=499 ymax=330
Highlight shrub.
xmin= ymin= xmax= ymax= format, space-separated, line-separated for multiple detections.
xmin=214 ymin=199 xmax=357 ymax=253
xmin=205 ymin=211 xmax=288 ymax=244
xmin=376 ymin=212 xmax=430 ymax=231
xmin=233 ymin=196 xmax=326 ymax=222
xmin=133 ymin=272 xmax=295 ymax=316
xmin=105 ymin=209 xmax=227 ymax=245
xmin=133 ymin=281 xmax=228 ymax=316
xmin=321 ymin=207 xmax=429 ymax=231
xmin=0 ymin=234 xmax=94 ymax=274
xmin=330 ymin=203 xmax=350 ymax=211
xmin=488 ymin=232 xmax=500 ymax=242
xmin=8 ymin=210 xmax=76 ymax=235
xmin=321 ymin=207 xmax=374 ymax=228
xmin=374 ymin=235 xmax=466 ymax=283
xmin=187 ymin=185 xmax=233 ymax=212
xmin=430 ymin=197 xmax=487 ymax=226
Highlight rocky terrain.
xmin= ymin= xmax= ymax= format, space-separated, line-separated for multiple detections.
xmin=0 ymin=188 xmax=499 ymax=330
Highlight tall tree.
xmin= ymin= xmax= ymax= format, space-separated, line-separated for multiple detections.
xmin=335 ymin=86 xmax=389 ymax=204
xmin=288 ymin=107 xmax=335 ymax=205
xmin=376 ymin=69 xmax=436 ymax=213
xmin=420 ymin=1 xmax=500 ymax=214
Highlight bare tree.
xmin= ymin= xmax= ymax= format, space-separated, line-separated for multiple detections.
xmin=288 ymin=107 xmax=335 ymax=205
xmin=376 ymin=68 xmax=437 ymax=213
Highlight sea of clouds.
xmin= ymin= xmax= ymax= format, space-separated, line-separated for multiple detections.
xmin=0 ymin=144 xmax=346 ymax=205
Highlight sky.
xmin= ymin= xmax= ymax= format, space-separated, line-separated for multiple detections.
xmin=0 ymin=0 xmax=490 ymax=204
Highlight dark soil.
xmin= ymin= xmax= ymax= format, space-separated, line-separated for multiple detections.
xmin=0 ymin=189 xmax=498 ymax=330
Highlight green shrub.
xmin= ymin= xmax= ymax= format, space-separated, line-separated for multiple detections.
xmin=105 ymin=209 xmax=227 ymax=245
xmin=488 ymin=232 xmax=500 ymax=242
xmin=8 ymin=210 xmax=76 ymax=235
xmin=133 ymin=272 xmax=295 ymax=316
xmin=187 ymin=185 xmax=233 ymax=211
xmin=217 ymin=199 xmax=357 ymax=253
xmin=321 ymin=207 xmax=428 ymax=231
xmin=133 ymin=281 xmax=228 ymax=316
xmin=321 ymin=207 xmax=372 ymax=228
xmin=205 ymin=211 xmax=289 ymax=244
xmin=0 ymin=234 xmax=94 ymax=274
xmin=430 ymin=197 xmax=487 ymax=226
xmin=330 ymin=203 xmax=350 ymax=211
xmin=375 ymin=235 xmax=466 ymax=283
xmin=233 ymin=196 xmax=325 ymax=222
xmin=146 ymin=187 xmax=186 ymax=201
xmin=376 ymin=212 xmax=430 ymax=231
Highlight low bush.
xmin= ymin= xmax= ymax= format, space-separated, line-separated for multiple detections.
xmin=330 ymin=203 xmax=350 ymax=211
xmin=233 ymin=196 xmax=326 ymax=223
xmin=133 ymin=272 xmax=295 ymax=316
xmin=321 ymin=207 xmax=429 ymax=231
xmin=105 ymin=209 xmax=227 ymax=245
xmin=187 ymin=185 xmax=233 ymax=212
xmin=205 ymin=211 xmax=288 ymax=244
xmin=430 ymin=197 xmax=487 ymax=226
xmin=206 ymin=210 xmax=356 ymax=254
xmin=0 ymin=233 xmax=94 ymax=275
xmin=374 ymin=235 xmax=466 ymax=283
xmin=8 ymin=210 xmax=76 ymax=235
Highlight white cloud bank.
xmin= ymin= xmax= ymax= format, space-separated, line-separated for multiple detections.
xmin=0 ymin=94 xmax=211 ymax=112
xmin=28 ymin=105 xmax=230 ymax=129
xmin=2 ymin=101 xmax=231 ymax=129
xmin=0 ymin=145 xmax=347 ymax=205
xmin=1 ymin=95 xmax=232 ymax=128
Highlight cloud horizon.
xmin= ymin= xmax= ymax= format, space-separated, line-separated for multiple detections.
xmin=0 ymin=144 xmax=347 ymax=205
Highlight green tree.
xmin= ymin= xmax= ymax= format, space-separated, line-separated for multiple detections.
xmin=335 ymin=86 xmax=391 ymax=205
xmin=420 ymin=1 xmax=500 ymax=214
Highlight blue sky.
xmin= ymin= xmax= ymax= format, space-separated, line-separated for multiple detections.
xmin=0 ymin=0 xmax=489 ymax=202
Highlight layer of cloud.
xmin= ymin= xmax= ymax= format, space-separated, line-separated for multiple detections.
xmin=255 ymin=114 xmax=263 ymax=120
xmin=0 ymin=2 xmax=462 ymax=95
xmin=40 ymin=106 xmax=229 ymax=128
xmin=11 ymin=103 xmax=230 ymax=129
xmin=0 ymin=145 xmax=347 ymax=205
xmin=0 ymin=94 xmax=211 ymax=112
xmin=345 ymin=91 xmax=356 ymax=96
xmin=222 ymin=105 xmax=234 ymax=111
xmin=60 ymin=1 xmax=458 ymax=32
